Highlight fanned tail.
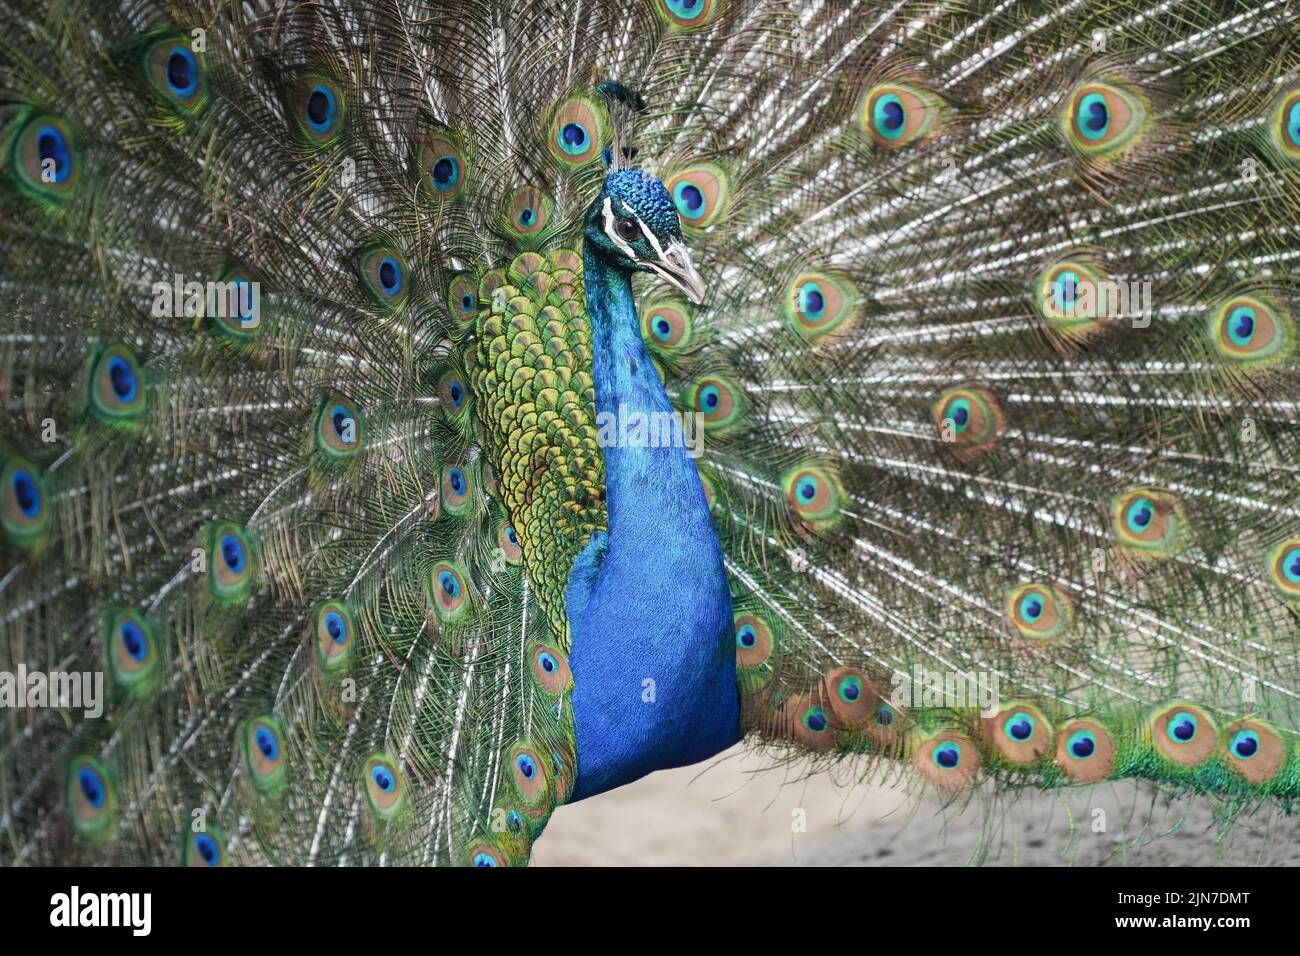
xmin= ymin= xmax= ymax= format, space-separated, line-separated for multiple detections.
xmin=631 ymin=0 xmax=1300 ymax=803
xmin=3 ymin=0 xmax=1300 ymax=871
xmin=0 ymin=0 xmax=633 ymax=865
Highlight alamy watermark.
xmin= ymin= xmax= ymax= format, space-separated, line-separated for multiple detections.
xmin=1046 ymin=277 xmax=1153 ymax=328
xmin=595 ymin=403 xmax=705 ymax=458
xmin=151 ymin=274 xmax=260 ymax=328
xmin=50 ymin=886 xmax=150 ymax=936
xmin=890 ymin=665 xmax=1000 ymax=717
xmin=0 ymin=664 xmax=103 ymax=718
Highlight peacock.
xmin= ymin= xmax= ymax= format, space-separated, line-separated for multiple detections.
xmin=2 ymin=0 xmax=1299 ymax=868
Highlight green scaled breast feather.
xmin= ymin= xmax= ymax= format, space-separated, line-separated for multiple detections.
xmin=469 ymin=249 xmax=606 ymax=646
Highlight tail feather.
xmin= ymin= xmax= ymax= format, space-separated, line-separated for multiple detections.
xmin=637 ymin=0 xmax=1300 ymax=798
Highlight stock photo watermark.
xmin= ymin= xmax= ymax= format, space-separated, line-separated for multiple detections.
xmin=49 ymin=886 xmax=151 ymax=936
xmin=595 ymin=403 xmax=705 ymax=458
xmin=151 ymin=274 xmax=260 ymax=328
xmin=0 ymin=665 xmax=103 ymax=718
xmin=1044 ymin=275 xmax=1153 ymax=327
xmin=890 ymin=665 xmax=1000 ymax=717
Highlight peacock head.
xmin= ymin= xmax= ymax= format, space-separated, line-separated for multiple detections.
xmin=584 ymin=167 xmax=705 ymax=304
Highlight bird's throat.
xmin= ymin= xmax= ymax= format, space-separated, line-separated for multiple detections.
xmin=563 ymin=248 xmax=740 ymax=800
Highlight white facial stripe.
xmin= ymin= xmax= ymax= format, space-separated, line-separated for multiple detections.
xmin=637 ymin=218 xmax=669 ymax=262
xmin=601 ymin=196 xmax=639 ymax=260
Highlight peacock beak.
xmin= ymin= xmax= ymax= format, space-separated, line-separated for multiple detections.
xmin=647 ymin=240 xmax=705 ymax=305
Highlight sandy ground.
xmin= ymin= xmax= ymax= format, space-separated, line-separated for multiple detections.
xmin=534 ymin=743 xmax=1300 ymax=866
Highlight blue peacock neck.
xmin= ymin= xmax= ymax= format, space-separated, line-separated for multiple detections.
xmin=563 ymin=245 xmax=740 ymax=800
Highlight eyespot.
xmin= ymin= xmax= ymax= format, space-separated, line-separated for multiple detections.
xmin=1223 ymin=720 xmax=1285 ymax=784
xmin=784 ymin=270 xmax=860 ymax=342
xmin=1268 ymin=89 xmax=1300 ymax=161
xmin=985 ymin=704 xmax=1052 ymax=764
xmin=1003 ymin=712 xmax=1033 ymax=740
xmin=493 ymin=798 xmax=530 ymax=857
xmin=802 ymin=706 xmax=827 ymax=733
xmin=184 ymin=824 xmax=225 ymax=866
xmin=67 ymin=756 xmax=116 ymax=839
xmin=547 ymin=96 xmax=606 ymax=165
xmin=683 ymin=375 xmax=746 ymax=431
xmin=1006 ymin=715 xmax=1032 ymax=740
xmin=314 ymin=600 xmax=355 ymax=672
xmin=288 ymin=74 xmax=346 ymax=146
xmin=772 ymin=693 xmax=834 ymax=752
xmin=358 ymin=245 xmax=409 ymax=309
xmin=548 ymin=742 xmax=577 ymax=803
xmin=861 ymin=82 xmax=944 ymax=149
xmin=1207 ymin=294 xmax=1292 ymax=366
xmin=497 ymin=521 xmax=522 ymax=565
xmin=7 ymin=112 xmax=79 ymax=203
xmin=654 ymin=0 xmax=718 ymax=29
xmin=242 ymin=716 xmax=287 ymax=796
xmin=205 ymin=267 xmax=263 ymax=341
xmin=1230 ymin=730 xmax=1257 ymax=759
xmin=641 ymin=299 xmax=693 ymax=350
xmin=446 ymin=275 xmax=479 ymax=329
xmin=504 ymin=186 xmax=551 ymax=239
xmin=1067 ymin=730 xmax=1096 ymax=758
xmin=824 ymin=666 xmax=878 ymax=727
xmin=914 ymin=734 xmax=979 ymax=790
xmin=314 ymin=395 xmax=364 ymax=463
xmin=144 ymin=37 xmax=206 ymax=111
xmin=428 ymin=560 xmax=470 ymax=623
xmin=468 ymin=844 xmax=508 ymax=867
xmin=932 ymin=385 xmax=1004 ymax=457
xmin=531 ymin=644 xmax=572 ymax=695
xmin=1005 ymin=583 xmax=1073 ymax=642
xmin=205 ymin=521 xmax=254 ymax=603
xmin=734 ymin=612 xmax=778 ymax=695
xmin=370 ymin=763 xmax=396 ymax=794
xmin=104 ymin=606 xmax=159 ymax=696
xmin=932 ymin=742 xmax=960 ymax=768
xmin=437 ymin=370 xmax=470 ymax=420
xmin=2 ymin=455 xmax=50 ymax=549
xmin=420 ymin=134 xmax=467 ymax=200
xmin=664 ymin=163 xmax=729 ymax=229
xmin=1063 ymin=79 xmax=1149 ymax=160
xmin=441 ymin=463 xmax=473 ymax=516
xmin=1267 ymin=539 xmax=1300 ymax=599
xmin=509 ymin=744 xmax=549 ymax=807
xmin=1167 ymin=711 xmax=1201 ymax=743
xmin=782 ymin=463 xmax=844 ymax=530
xmin=1055 ymin=720 xmax=1115 ymax=782
xmin=1151 ymin=703 xmax=1215 ymax=766
xmin=1035 ymin=258 xmax=1115 ymax=338
xmin=1110 ymin=488 xmax=1186 ymax=556
xmin=86 ymin=344 xmax=147 ymax=427
xmin=362 ymin=754 xmax=407 ymax=820
xmin=503 ymin=808 xmax=525 ymax=836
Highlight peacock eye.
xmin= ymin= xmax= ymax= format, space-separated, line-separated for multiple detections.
xmin=616 ymin=217 xmax=640 ymax=242
xmin=1005 ymin=582 xmax=1073 ymax=642
xmin=1110 ymin=487 xmax=1186 ymax=556
xmin=1063 ymin=79 xmax=1148 ymax=160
